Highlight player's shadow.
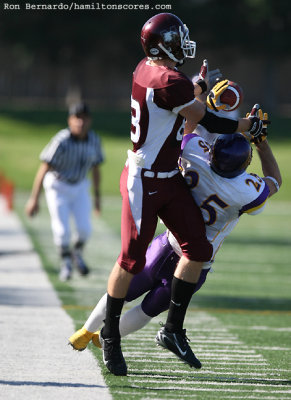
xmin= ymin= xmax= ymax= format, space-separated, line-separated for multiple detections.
xmin=0 ymin=379 xmax=105 ymax=388
xmin=0 ymin=287 xmax=60 ymax=307
xmin=0 ymin=249 xmax=34 ymax=256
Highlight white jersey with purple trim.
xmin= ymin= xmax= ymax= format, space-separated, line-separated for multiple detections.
xmin=168 ymin=133 xmax=270 ymax=268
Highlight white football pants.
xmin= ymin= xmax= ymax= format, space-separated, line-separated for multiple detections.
xmin=43 ymin=172 xmax=92 ymax=248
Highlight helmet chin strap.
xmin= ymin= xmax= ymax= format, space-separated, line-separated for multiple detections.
xmin=147 ymin=53 xmax=185 ymax=67
xmin=147 ymin=56 xmax=164 ymax=61
xmin=158 ymin=43 xmax=182 ymax=63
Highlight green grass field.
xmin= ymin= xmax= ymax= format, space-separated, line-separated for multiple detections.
xmin=0 ymin=110 xmax=290 ymax=200
xmin=1 ymin=111 xmax=291 ymax=399
xmin=14 ymin=194 xmax=291 ymax=400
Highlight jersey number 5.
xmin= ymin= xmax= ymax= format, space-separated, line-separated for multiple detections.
xmin=201 ymin=194 xmax=229 ymax=225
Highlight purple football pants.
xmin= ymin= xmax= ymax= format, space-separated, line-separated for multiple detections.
xmin=125 ymin=232 xmax=210 ymax=317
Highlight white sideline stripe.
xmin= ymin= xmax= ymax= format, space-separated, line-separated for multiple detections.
xmin=0 ymin=199 xmax=111 ymax=400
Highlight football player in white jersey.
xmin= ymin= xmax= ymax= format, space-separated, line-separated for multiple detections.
xmin=69 ymin=119 xmax=281 ymax=368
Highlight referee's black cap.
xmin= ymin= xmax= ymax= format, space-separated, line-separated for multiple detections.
xmin=68 ymin=102 xmax=91 ymax=117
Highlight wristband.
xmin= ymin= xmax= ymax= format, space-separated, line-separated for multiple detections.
xmin=196 ymin=79 xmax=207 ymax=94
xmin=265 ymin=176 xmax=280 ymax=192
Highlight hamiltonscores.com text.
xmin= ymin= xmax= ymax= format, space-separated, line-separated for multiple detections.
xmin=3 ymin=2 xmax=172 ymax=11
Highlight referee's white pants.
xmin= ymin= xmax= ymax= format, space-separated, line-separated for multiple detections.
xmin=43 ymin=172 xmax=92 ymax=248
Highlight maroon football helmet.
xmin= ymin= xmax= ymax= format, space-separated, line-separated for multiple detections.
xmin=141 ymin=13 xmax=196 ymax=64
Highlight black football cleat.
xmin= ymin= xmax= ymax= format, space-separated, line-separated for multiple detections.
xmin=99 ymin=329 xmax=127 ymax=376
xmin=72 ymin=252 xmax=90 ymax=276
xmin=155 ymin=326 xmax=202 ymax=369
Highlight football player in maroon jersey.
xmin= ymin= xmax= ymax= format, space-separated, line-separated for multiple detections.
xmin=70 ymin=13 xmax=269 ymax=376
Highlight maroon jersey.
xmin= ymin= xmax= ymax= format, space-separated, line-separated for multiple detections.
xmin=130 ymin=58 xmax=195 ymax=172
xmin=117 ymin=58 xmax=212 ymax=274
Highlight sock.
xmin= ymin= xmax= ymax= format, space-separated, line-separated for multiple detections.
xmin=119 ymin=304 xmax=152 ymax=337
xmin=74 ymin=240 xmax=85 ymax=253
xmin=84 ymin=293 xmax=107 ymax=333
xmin=102 ymin=293 xmax=125 ymax=339
xmin=73 ymin=241 xmax=85 ymax=260
xmin=60 ymin=245 xmax=71 ymax=258
xmin=165 ymin=276 xmax=196 ymax=333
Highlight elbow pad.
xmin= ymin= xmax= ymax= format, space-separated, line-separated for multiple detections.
xmin=199 ymin=110 xmax=239 ymax=133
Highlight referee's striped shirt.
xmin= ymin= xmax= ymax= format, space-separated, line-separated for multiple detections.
xmin=40 ymin=128 xmax=104 ymax=184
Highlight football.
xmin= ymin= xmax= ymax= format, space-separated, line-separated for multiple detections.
xmin=220 ymin=81 xmax=243 ymax=111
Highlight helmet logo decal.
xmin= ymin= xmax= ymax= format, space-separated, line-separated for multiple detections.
xmin=150 ymin=48 xmax=159 ymax=55
xmin=162 ymin=27 xmax=177 ymax=43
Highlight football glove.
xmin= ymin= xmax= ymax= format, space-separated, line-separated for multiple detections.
xmin=246 ymin=104 xmax=270 ymax=143
xmin=251 ymin=109 xmax=269 ymax=145
xmin=198 ymin=59 xmax=222 ymax=92
xmin=206 ymin=79 xmax=229 ymax=111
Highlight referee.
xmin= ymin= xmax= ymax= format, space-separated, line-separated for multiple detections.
xmin=25 ymin=102 xmax=104 ymax=281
